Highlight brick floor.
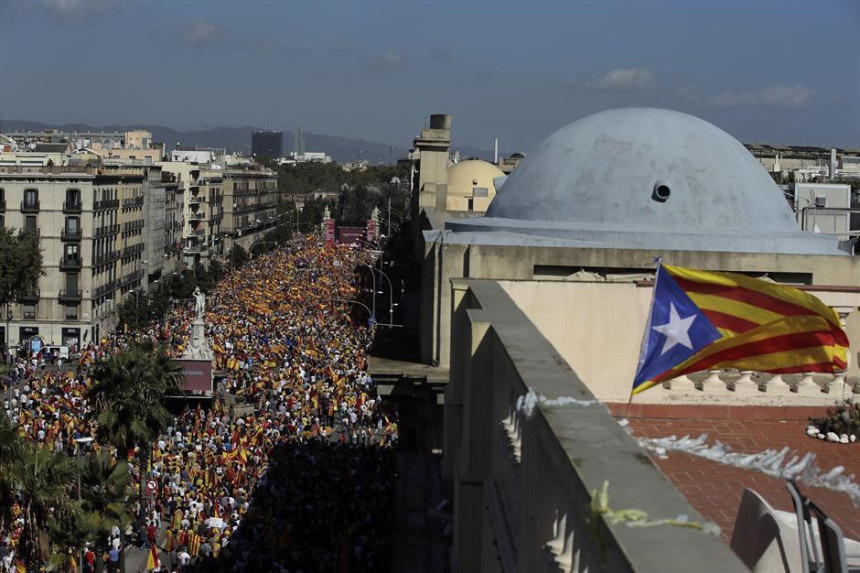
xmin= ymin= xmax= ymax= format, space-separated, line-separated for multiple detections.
xmin=626 ymin=417 xmax=860 ymax=544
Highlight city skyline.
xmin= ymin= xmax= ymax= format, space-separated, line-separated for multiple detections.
xmin=0 ymin=0 xmax=857 ymax=152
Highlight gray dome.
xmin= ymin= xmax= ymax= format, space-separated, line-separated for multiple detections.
xmin=487 ymin=108 xmax=797 ymax=230
xmin=448 ymin=108 xmax=841 ymax=255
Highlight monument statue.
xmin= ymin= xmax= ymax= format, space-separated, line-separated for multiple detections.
xmin=193 ymin=287 xmax=206 ymax=320
xmin=185 ymin=287 xmax=213 ymax=361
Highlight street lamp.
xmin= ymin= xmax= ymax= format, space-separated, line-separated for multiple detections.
xmin=360 ymin=265 xmax=399 ymax=327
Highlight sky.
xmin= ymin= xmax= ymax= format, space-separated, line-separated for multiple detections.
xmin=0 ymin=0 xmax=858 ymax=152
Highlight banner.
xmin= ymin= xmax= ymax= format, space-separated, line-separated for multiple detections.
xmin=175 ymin=358 xmax=213 ymax=395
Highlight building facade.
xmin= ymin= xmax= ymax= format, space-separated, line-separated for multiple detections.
xmin=157 ymin=162 xmax=225 ymax=269
xmin=221 ymin=166 xmax=279 ymax=253
xmin=251 ymin=131 xmax=283 ymax=160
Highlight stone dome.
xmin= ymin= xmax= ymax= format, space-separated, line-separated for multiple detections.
xmin=447 ymin=160 xmax=505 ymax=198
xmin=448 ymin=108 xmax=841 ymax=255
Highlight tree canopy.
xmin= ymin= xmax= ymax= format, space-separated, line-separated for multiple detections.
xmin=0 ymin=227 xmax=43 ymax=307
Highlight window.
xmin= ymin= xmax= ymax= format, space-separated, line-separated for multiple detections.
xmin=65 ymin=244 xmax=79 ymax=260
xmin=23 ymin=189 xmax=38 ymax=206
xmin=25 ymin=216 xmax=37 ymax=233
xmin=23 ymin=304 xmax=36 ymax=320
xmin=65 ymin=273 xmax=79 ymax=294
xmin=66 ymin=188 xmax=80 ymax=206
xmin=65 ymin=217 xmax=80 ymax=233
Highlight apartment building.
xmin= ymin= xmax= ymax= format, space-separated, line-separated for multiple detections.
xmin=0 ymin=165 xmax=95 ymax=349
xmin=162 ymin=171 xmax=184 ymax=277
xmin=222 ymin=166 xmax=279 ymax=253
xmin=157 ymin=162 xmax=225 ymax=269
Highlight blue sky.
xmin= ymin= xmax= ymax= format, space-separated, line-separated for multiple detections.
xmin=0 ymin=0 xmax=857 ymax=151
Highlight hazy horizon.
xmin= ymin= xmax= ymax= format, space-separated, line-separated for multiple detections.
xmin=1 ymin=0 xmax=858 ymax=151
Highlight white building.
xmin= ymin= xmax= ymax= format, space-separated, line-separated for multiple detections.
xmin=794 ymin=182 xmax=852 ymax=236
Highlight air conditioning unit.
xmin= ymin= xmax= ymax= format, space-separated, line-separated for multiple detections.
xmin=814 ymin=196 xmax=827 ymax=208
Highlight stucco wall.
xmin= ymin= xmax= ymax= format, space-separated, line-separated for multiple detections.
xmin=499 ymin=279 xmax=860 ymax=403
xmin=421 ymin=231 xmax=860 ymax=370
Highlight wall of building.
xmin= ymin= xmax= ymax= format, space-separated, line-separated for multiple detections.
xmin=422 ymin=237 xmax=860 ymax=369
xmin=0 ymin=171 xmax=96 ymax=348
xmin=499 ymin=279 xmax=860 ymax=403
xmin=794 ymin=183 xmax=851 ymax=235
xmin=444 ymin=279 xmax=746 ymax=573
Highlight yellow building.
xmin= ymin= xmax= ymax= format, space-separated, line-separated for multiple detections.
xmin=444 ymin=160 xmax=505 ymax=213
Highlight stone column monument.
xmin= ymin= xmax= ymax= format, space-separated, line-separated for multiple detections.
xmin=184 ymin=287 xmax=213 ymax=360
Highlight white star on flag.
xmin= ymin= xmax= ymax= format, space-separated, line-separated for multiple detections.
xmin=652 ymin=303 xmax=697 ymax=355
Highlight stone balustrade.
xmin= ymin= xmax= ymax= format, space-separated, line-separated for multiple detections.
xmin=444 ymin=279 xmax=746 ymax=573
xmin=657 ymin=370 xmax=858 ymax=404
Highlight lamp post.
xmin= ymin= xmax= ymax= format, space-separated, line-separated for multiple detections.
xmin=332 ymin=298 xmax=374 ymax=326
xmin=5 ymin=304 xmax=11 ymax=366
xmin=362 ymin=264 xmax=395 ymax=326
xmin=359 ymin=264 xmax=377 ymax=320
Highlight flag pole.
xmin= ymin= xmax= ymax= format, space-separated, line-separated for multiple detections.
xmin=623 ymin=388 xmax=635 ymax=418
xmin=626 ymin=257 xmax=663 ymax=419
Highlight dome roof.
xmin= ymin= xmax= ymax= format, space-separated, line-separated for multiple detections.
xmin=447 ymin=108 xmax=841 ymax=255
xmin=447 ymin=160 xmax=505 ymax=198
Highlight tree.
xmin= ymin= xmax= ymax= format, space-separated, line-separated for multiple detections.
xmin=88 ymin=339 xmax=183 ymax=499
xmin=230 ymin=244 xmax=249 ymax=268
xmin=9 ymin=447 xmax=77 ymax=567
xmin=0 ymin=228 xmax=43 ymax=360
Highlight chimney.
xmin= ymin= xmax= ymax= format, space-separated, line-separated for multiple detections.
xmin=494 ymin=138 xmax=499 ymax=164
xmin=831 ymin=148 xmax=837 ymax=178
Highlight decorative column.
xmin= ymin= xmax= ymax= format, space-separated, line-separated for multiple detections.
xmin=732 ymin=371 xmax=759 ymax=395
xmin=794 ymin=372 xmax=822 ymax=395
xmin=699 ymin=370 xmax=729 ymax=394
xmin=765 ymin=374 xmax=791 ymax=395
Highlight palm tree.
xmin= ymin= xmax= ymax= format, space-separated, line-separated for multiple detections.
xmin=78 ymin=452 xmax=133 ymax=539
xmin=0 ymin=414 xmax=21 ymax=544
xmin=89 ymin=339 xmax=183 ymax=498
xmin=9 ymin=446 xmax=78 ymax=567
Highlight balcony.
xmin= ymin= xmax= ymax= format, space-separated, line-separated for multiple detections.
xmin=188 ymin=195 xmax=204 ymax=205
xmin=94 ymin=224 xmax=120 ymax=238
xmin=63 ymin=200 xmax=83 ymax=214
xmin=94 ymin=251 xmax=119 ymax=267
xmin=444 ymin=280 xmax=745 ymax=573
xmin=94 ymin=199 xmax=119 ymax=211
xmin=58 ymin=290 xmax=82 ymax=304
xmin=59 ymin=256 xmax=82 ymax=272
xmin=121 ymin=244 xmax=145 ymax=258
xmin=18 ymin=289 xmax=40 ymax=303
xmin=20 ymin=200 xmax=40 ymax=213
xmin=61 ymin=228 xmax=83 ymax=241
xmin=189 ymin=211 xmax=205 ymax=222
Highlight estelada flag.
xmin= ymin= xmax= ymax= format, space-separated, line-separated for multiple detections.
xmin=146 ymin=545 xmax=159 ymax=570
xmin=14 ymin=558 xmax=26 ymax=573
xmin=633 ymin=263 xmax=848 ymax=394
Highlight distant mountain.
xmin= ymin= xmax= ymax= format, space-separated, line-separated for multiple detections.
xmin=1 ymin=120 xmax=412 ymax=164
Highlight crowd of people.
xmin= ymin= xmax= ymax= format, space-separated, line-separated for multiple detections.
xmin=1 ymin=235 xmax=399 ymax=572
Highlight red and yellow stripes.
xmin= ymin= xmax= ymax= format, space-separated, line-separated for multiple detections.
xmin=635 ymin=265 xmax=848 ymax=393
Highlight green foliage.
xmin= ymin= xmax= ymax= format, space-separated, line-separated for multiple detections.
xmin=230 ymin=244 xmax=250 ymax=268
xmin=273 ymin=162 xmax=409 ymax=225
xmin=76 ymin=453 xmax=133 ymax=540
xmin=0 ymin=227 xmax=44 ymax=306
xmin=810 ymin=399 xmax=859 ymax=438
xmin=10 ymin=447 xmax=78 ymax=565
xmin=89 ymin=338 xmax=183 ymax=453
